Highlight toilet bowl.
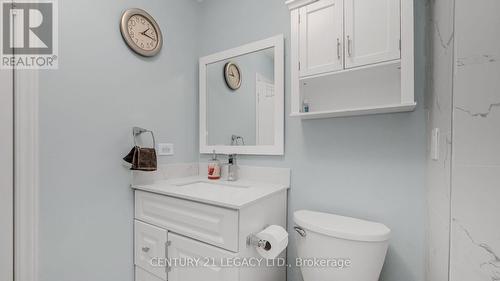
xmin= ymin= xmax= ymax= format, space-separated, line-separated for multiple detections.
xmin=293 ymin=210 xmax=391 ymax=281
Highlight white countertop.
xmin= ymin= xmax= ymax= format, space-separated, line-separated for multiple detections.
xmin=132 ymin=176 xmax=289 ymax=209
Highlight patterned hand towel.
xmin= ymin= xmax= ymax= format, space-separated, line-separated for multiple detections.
xmin=123 ymin=146 xmax=157 ymax=171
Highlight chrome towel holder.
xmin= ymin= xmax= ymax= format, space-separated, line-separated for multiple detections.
xmin=133 ymin=127 xmax=156 ymax=148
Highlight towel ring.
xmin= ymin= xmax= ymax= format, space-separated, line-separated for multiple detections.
xmin=133 ymin=127 xmax=156 ymax=148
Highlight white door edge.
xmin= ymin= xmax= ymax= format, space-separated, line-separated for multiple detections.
xmin=14 ymin=69 xmax=40 ymax=281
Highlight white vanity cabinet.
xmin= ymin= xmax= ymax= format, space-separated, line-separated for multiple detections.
xmin=133 ymin=189 xmax=287 ymax=281
xmin=288 ymin=0 xmax=415 ymax=119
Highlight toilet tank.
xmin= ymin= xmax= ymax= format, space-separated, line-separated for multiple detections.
xmin=293 ymin=210 xmax=391 ymax=281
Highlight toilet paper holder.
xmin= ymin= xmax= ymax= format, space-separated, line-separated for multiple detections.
xmin=246 ymin=234 xmax=272 ymax=251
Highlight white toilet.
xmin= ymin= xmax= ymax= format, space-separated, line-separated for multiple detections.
xmin=293 ymin=210 xmax=391 ymax=281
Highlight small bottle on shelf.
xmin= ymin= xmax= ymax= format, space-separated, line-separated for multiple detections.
xmin=302 ymin=99 xmax=311 ymax=113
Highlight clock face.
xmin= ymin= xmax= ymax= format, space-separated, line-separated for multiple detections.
xmin=224 ymin=62 xmax=242 ymax=90
xmin=127 ymin=15 xmax=158 ymax=51
xmin=120 ymin=9 xmax=163 ymax=57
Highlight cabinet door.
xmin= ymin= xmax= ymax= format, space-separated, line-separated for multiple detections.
xmin=136 ymin=266 xmax=165 ymax=281
xmin=168 ymin=233 xmax=239 ymax=281
xmin=344 ymin=0 xmax=401 ymax=68
xmin=135 ymin=220 xmax=168 ymax=280
xmin=299 ymin=0 xmax=344 ymax=77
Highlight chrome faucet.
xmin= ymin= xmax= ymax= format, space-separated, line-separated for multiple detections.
xmin=225 ymin=154 xmax=238 ymax=181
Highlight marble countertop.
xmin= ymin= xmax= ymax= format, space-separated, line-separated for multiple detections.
xmin=132 ymin=176 xmax=289 ymax=209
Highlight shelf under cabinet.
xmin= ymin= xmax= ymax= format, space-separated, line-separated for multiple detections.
xmin=293 ymin=60 xmax=415 ymax=119
xmin=290 ymin=102 xmax=417 ymax=119
xmin=299 ymin=59 xmax=401 ymax=81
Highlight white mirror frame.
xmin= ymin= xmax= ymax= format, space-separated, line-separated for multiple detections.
xmin=199 ymin=34 xmax=285 ymax=155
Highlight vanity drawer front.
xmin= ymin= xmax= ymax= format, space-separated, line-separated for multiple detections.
xmin=168 ymin=233 xmax=239 ymax=281
xmin=134 ymin=220 xmax=168 ymax=280
xmin=135 ymin=266 xmax=164 ymax=281
xmin=135 ymin=191 xmax=239 ymax=252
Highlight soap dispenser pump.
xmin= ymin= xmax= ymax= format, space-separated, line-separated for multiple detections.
xmin=208 ymin=150 xmax=221 ymax=180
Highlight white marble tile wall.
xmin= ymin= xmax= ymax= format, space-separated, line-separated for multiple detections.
xmin=450 ymin=1 xmax=500 ymax=280
xmin=426 ymin=0 xmax=454 ymax=280
xmin=428 ymin=0 xmax=500 ymax=280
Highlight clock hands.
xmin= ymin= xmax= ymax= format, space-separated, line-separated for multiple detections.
xmin=140 ymin=28 xmax=156 ymax=41
xmin=143 ymin=33 xmax=156 ymax=41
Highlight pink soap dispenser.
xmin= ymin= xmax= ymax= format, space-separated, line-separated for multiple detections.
xmin=208 ymin=150 xmax=221 ymax=180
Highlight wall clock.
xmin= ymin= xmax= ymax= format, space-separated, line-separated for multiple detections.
xmin=224 ymin=62 xmax=242 ymax=90
xmin=120 ymin=8 xmax=163 ymax=57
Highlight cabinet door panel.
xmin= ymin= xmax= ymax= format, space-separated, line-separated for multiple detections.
xmin=299 ymin=0 xmax=343 ymax=77
xmin=168 ymin=233 xmax=239 ymax=281
xmin=345 ymin=0 xmax=401 ymax=68
xmin=136 ymin=266 xmax=165 ymax=281
xmin=135 ymin=220 xmax=168 ymax=280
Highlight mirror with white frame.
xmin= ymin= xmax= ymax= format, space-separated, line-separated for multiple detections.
xmin=199 ymin=35 xmax=284 ymax=155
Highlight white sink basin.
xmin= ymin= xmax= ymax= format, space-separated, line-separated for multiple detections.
xmin=132 ymin=172 xmax=290 ymax=209
xmin=175 ymin=180 xmax=250 ymax=189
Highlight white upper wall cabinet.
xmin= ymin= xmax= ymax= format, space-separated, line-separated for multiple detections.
xmin=299 ymin=0 xmax=344 ymax=77
xmin=287 ymin=0 xmax=415 ymax=119
xmin=344 ymin=0 xmax=401 ymax=68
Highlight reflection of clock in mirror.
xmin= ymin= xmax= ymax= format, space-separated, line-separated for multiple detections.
xmin=224 ymin=62 xmax=242 ymax=90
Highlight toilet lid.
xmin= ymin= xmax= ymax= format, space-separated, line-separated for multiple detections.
xmin=294 ymin=210 xmax=391 ymax=242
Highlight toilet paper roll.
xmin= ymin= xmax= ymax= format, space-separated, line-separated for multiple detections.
xmin=256 ymin=225 xmax=289 ymax=259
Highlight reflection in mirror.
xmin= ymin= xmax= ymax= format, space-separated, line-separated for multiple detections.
xmin=206 ymin=48 xmax=275 ymax=146
xmin=199 ymin=35 xmax=284 ymax=155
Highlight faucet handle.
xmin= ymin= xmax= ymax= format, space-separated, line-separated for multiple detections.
xmin=228 ymin=154 xmax=237 ymax=165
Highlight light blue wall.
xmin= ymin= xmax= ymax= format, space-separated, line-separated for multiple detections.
xmin=198 ymin=1 xmax=427 ymax=281
xmin=38 ymin=1 xmax=200 ymax=281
